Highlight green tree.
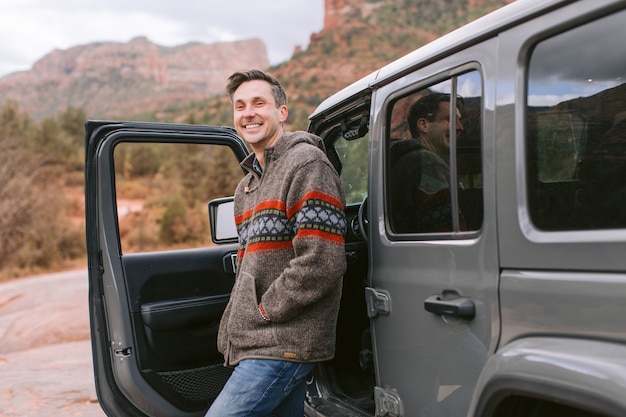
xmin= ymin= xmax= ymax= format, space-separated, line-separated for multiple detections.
xmin=159 ymin=195 xmax=187 ymax=244
xmin=202 ymin=145 xmax=244 ymax=201
xmin=58 ymin=106 xmax=87 ymax=147
xmin=0 ymin=103 xmax=84 ymax=276
xmin=0 ymin=100 xmax=32 ymax=139
xmin=161 ymin=143 xmax=242 ymax=205
xmin=127 ymin=143 xmax=162 ymax=178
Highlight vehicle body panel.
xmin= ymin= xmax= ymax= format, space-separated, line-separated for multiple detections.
xmin=471 ymin=338 xmax=626 ymax=416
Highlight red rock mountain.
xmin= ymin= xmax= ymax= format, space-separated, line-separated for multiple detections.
xmin=0 ymin=1 xmax=368 ymax=121
xmin=0 ymin=36 xmax=269 ymax=120
xmin=0 ymin=0 xmax=513 ymax=121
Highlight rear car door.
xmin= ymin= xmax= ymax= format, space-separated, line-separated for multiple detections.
xmin=368 ymin=43 xmax=498 ymax=415
xmin=85 ymin=121 xmax=248 ymax=417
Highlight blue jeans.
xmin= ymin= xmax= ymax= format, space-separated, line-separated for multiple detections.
xmin=205 ymin=359 xmax=316 ymax=417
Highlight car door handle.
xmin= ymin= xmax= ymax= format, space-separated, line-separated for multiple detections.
xmin=424 ymin=292 xmax=475 ymax=319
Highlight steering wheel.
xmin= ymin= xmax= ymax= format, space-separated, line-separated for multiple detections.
xmin=357 ymin=196 xmax=369 ymax=242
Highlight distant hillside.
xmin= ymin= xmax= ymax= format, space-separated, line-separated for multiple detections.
xmin=159 ymin=0 xmax=513 ymax=130
xmin=0 ymin=37 xmax=269 ymax=120
xmin=0 ymin=0 xmax=512 ymax=122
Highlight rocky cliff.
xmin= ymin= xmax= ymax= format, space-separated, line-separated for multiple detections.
xmin=0 ymin=36 xmax=269 ymax=120
xmin=323 ymin=0 xmax=382 ymax=29
xmin=0 ymin=0 xmax=513 ymax=122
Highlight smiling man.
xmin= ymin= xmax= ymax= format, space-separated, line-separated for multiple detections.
xmin=230 ymin=73 xmax=288 ymax=164
xmin=204 ymin=69 xmax=347 ymax=417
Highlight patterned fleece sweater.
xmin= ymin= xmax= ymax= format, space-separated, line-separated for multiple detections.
xmin=217 ymin=131 xmax=347 ymax=366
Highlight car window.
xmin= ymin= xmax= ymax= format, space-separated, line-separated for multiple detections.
xmin=385 ymin=70 xmax=483 ymax=236
xmin=114 ymin=141 xmax=243 ymax=253
xmin=527 ymin=9 xmax=626 ymax=231
xmin=333 ymin=129 xmax=369 ymax=206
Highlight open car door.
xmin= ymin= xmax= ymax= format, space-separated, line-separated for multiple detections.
xmin=84 ymin=121 xmax=248 ymax=417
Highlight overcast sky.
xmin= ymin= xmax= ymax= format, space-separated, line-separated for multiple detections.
xmin=0 ymin=0 xmax=325 ymax=77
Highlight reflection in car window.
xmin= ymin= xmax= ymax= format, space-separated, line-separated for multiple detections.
xmin=527 ymin=10 xmax=626 ymax=230
xmin=386 ymin=70 xmax=483 ymax=236
xmin=114 ymin=142 xmax=243 ymax=253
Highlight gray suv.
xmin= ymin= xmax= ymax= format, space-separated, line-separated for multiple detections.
xmin=85 ymin=0 xmax=626 ymax=416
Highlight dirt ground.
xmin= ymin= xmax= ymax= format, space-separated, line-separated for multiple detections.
xmin=0 ymin=269 xmax=106 ymax=416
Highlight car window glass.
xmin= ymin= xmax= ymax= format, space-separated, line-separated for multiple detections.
xmin=527 ymin=10 xmax=626 ymax=230
xmin=333 ymin=129 xmax=369 ymax=206
xmin=114 ymin=142 xmax=243 ymax=253
xmin=386 ymin=70 xmax=483 ymax=236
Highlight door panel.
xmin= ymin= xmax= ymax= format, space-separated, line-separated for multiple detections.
xmin=85 ymin=122 xmax=248 ymax=416
xmin=122 ymin=248 xmax=235 ymax=411
xmin=369 ymin=44 xmax=498 ymax=416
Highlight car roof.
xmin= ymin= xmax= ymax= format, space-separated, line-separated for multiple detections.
xmin=309 ymin=0 xmax=569 ymax=120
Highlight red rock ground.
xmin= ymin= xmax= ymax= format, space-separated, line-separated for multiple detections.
xmin=0 ymin=269 xmax=105 ymax=416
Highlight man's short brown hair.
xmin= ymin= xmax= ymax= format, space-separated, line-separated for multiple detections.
xmin=226 ymin=69 xmax=287 ymax=108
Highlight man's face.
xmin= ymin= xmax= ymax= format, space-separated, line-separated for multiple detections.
xmin=420 ymin=101 xmax=464 ymax=158
xmin=232 ymin=80 xmax=288 ymax=151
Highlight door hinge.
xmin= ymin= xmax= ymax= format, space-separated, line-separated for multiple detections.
xmin=365 ymin=287 xmax=391 ymax=318
xmin=374 ymin=386 xmax=404 ymax=417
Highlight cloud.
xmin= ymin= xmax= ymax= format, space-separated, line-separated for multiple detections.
xmin=0 ymin=0 xmax=324 ymax=76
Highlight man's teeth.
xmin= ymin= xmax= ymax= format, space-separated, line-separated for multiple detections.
xmin=246 ymin=123 xmax=261 ymax=129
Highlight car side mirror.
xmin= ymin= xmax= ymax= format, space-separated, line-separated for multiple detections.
xmin=208 ymin=197 xmax=238 ymax=244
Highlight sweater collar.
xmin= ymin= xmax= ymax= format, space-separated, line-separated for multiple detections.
xmin=240 ymin=131 xmax=326 ymax=175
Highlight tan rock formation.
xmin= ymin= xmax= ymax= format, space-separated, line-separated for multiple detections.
xmin=0 ymin=37 xmax=269 ymax=119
